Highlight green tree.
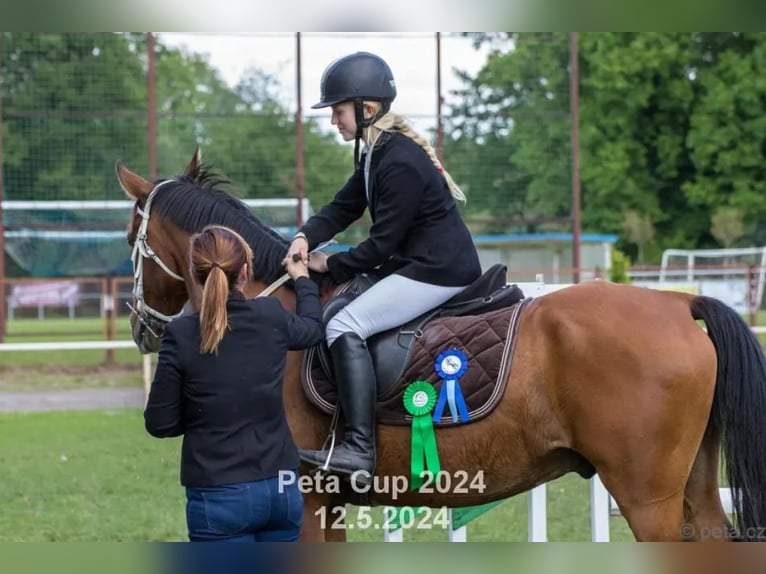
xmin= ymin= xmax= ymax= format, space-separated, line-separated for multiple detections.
xmin=445 ymin=33 xmax=766 ymax=260
xmin=684 ymin=33 xmax=766 ymax=224
xmin=2 ymin=33 xmax=148 ymax=200
xmin=445 ymin=33 xmax=572 ymax=233
xmin=622 ymin=210 xmax=655 ymax=264
xmin=1 ymin=33 xmax=352 ymax=213
xmin=710 ymin=206 xmax=745 ymax=248
xmin=609 ymin=247 xmax=631 ymax=284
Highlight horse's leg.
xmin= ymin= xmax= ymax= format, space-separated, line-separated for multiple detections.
xmin=591 ymin=380 xmax=709 ymax=542
xmin=681 ymin=424 xmax=732 ymax=541
xmin=594 ymin=403 xmax=706 ymax=542
xmin=614 ymin=490 xmax=687 ymax=541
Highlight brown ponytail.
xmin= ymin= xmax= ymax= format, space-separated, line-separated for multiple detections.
xmin=189 ymin=225 xmax=253 ymax=354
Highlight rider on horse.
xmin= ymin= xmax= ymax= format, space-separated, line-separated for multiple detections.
xmin=283 ymin=51 xmax=482 ymax=480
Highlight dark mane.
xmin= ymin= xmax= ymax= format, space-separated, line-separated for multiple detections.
xmin=151 ymin=167 xmax=290 ymax=283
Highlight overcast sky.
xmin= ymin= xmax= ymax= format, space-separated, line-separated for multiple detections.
xmin=158 ymin=32 xmax=489 ymax=135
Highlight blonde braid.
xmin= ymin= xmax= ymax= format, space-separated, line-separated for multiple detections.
xmin=367 ymin=108 xmax=466 ymax=203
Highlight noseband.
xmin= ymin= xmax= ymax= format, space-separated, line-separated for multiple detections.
xmin=128 ymin=180 xmax=186 ymax=337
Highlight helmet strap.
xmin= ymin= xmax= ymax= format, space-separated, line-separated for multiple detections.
xmin=354 ymin=99 xmax=371 ymax=129
xmin=353 ymin=136 xmax=362 ymax=170
xmin=353 ymin=99 xmax=366 ymax=169
xmin=352 ymin=99 xmax=390 ymax=169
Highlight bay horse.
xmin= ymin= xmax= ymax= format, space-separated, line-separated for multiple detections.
xmin=118 ymin=149 xmax=766 ymax=541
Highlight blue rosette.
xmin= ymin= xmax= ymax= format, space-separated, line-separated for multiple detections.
xmin=433 ymin=348 xmax=471 ymax=423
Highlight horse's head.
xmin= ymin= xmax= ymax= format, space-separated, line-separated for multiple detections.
xmin=116 ymin=149 xmax=205 ymax=353
xmin=116 ymin=147 xmax=293 ymax=354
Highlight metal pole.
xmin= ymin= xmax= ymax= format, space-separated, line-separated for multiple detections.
xmin=748 ymin=265 xmax=758 ymax=327
xmin=147 ymin=32 xmax=157 ymax=180
xmin=570 ymin=32 xmax=581 ymax=284
xmin=295 ymin=32 xmax=305 ymax=227
xmin=436 ymin=32 xmax=444 ymax=164
xmin=0 ymin=33 xmax=6 ymax=342
xmin=102 ymin=277 xmax=113 ymax=363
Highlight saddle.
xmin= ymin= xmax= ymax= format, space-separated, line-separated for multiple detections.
xmin=300 ymin=264 xmax=531 ymax=427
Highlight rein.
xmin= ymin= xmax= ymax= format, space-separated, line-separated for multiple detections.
xmin=256 ymin=274 xmax=291 ymax=298
xmin=256 ymin=241 xmax=336 ymax=298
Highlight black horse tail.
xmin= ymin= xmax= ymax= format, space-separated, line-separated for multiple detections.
xmin=691 ymin=295 xmax=766 ymax=540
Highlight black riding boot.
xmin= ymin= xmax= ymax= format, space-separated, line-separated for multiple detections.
xmin=300 ymin=333 xmax=376 ymax=478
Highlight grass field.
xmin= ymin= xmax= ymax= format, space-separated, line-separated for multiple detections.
xmin=0 ymin=318 xmax=143 ymax=389
xmin=6 ymin=317 xmax=132 ymax=340
xmin=0 ymin=408 xmax=636 ymax=542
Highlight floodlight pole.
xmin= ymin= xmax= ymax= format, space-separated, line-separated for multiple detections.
xmin=295 ymin=32 xmax=305 ymax=227
xmin=0 ymin=33 xmax=5 ymax=342
xmin=570 ymin=32 xmax=582 ymax=283
xmin=147 ymin=32 xmax=157 ymax=180
xmin=436 ymin=32 xmax=444 ymax=164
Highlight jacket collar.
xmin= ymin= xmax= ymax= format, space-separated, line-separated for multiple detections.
xmin=228 ymin=290 xmax=246 ymax=303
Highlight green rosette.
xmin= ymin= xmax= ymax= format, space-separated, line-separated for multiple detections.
xmin=403 ymin=380 xmax=441 ymax=490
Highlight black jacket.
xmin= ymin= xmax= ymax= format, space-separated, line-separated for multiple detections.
xmin=144 ymin=277 xmax=323 ymax=487
xmin=300 ymin=132 xmax=482 ymax=286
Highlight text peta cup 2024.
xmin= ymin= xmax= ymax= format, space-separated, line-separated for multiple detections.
xmin=278 ymin=469 xmax=488 ymax=501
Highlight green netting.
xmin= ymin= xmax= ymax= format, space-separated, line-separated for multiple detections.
xmin=5 ymin=230 xmax=131 ymax=277
xmin=4 ymin=207 xmax=132 ymax=277
xmin=2 ymin=202 xmax=307 ymax=277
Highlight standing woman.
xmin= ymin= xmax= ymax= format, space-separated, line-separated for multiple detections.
xmin=285 ymin=52 xmax=482 ymax=480
xmin=145 ymin=225 xmax=323 ymax=542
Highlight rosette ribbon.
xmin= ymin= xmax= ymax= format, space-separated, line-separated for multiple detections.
xmin=433 ymin=349 xmax=471 ymax=423
xmin=403 ymin=380 xmax=441 ymax=490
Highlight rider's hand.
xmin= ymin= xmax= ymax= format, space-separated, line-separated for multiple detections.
xmin=283 ymin=234 xmax=309 ymax=267
xmin=284 ymin=254 xmax=310 ymax=281
xmin=307 ymin=251 xmax=329 ymax=274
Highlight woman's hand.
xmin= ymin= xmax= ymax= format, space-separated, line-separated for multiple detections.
xmin=283 ymin=235 xmax=309 ymax=267
xmin=284 ymin=253 xmax=310 ymax=280
xmin=307 ymin=251 xmax=329 ymax=274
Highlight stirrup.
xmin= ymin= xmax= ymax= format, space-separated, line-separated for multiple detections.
xmin=307 ymin=407 xmax=340 ymax=474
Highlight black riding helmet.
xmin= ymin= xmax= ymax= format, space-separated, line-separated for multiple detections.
xmin=312 ymin=51 xmax=397 ymax=114
xmin=313 ymin=52 xmax=397 ymax=166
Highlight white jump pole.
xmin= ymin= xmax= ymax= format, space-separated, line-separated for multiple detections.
xmin=590 ymin=474 xmax=611 ymax=541
xmin=528 ymin=484 xmax=548 ymax=541
xmin=448 ymin=509 xmax=467 ymax=542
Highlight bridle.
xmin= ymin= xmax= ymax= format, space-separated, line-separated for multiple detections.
xmin=127 ymin=180 xmax=186 ymax=337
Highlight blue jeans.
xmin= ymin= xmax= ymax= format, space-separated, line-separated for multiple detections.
xmin=185 ymin=472 xmax=303 ymax=542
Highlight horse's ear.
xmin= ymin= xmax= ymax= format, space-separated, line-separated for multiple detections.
xmin=184 ymin=146 xmax=202 ymax=180
xmin=115 ymin=161 xmax=152 ymax=201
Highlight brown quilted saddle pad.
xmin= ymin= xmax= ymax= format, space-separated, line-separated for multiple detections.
xmin=301 ymin=298 xmax=531 ymax=427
